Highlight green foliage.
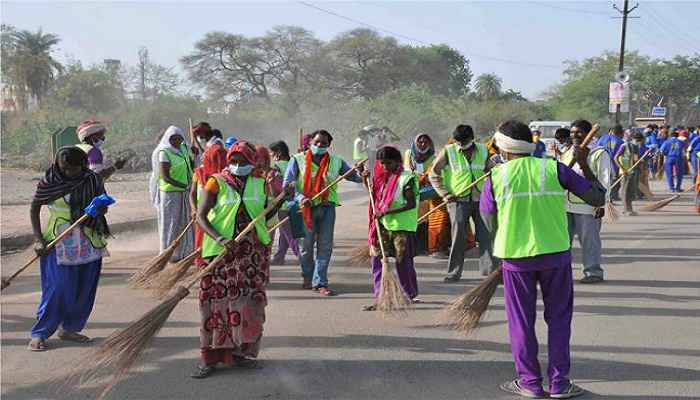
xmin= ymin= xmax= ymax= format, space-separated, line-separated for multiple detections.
xmin=48 ymin=62 xmax=123 ymax=113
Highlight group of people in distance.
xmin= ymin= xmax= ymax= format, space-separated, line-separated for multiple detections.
xmin=26 ymin=115 xmax=698 ymax=398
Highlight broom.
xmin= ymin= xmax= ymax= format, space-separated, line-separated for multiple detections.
xmin=641 ymin=186 xmax=693 ymax=212
xmin=61 ymin=190 xmax=287 ymax=400
xmin=604 ymin=148 xmax=652 ymax=223
xmin=127 ymin=218 xmax=196 ymax=289
xmin=442 ymin=124 xmax=600 ymax=336
xmin=150 ymin=159 xmax=368 ymax=296
xmin=366 ymin=177 xmax=411 ymax=315
xmin=348 ymin=171 xmax=492 ymax=267
xmin=1 ymin=194 xmax=115 ymax=292
xmin=149 ymin=248 xmax=201 ymax=299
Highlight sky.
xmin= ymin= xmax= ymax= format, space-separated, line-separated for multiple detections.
xmin=2 ymin=1 xmax=699 ymax=99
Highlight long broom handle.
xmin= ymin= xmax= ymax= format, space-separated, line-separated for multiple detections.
xmin=365 ymin=177 xmax=389 ymax=260
xmin=170 ymin=218 xmax=195 ymax=247
xmin=188 ymin=118 xmax=202 ymax=153
xmin=608 ymin=149 xmax=653 ymax=191
xmin=1 ymin=213 xmax=91 ymax=290
xmin=266 ymin=158 xmax=368 ymax=233
xmin=183 ymin=190 xmax=288 ymax=290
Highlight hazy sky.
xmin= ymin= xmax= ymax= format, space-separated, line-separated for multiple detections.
xmin=2 ymin=1 xmax=699 ymax=99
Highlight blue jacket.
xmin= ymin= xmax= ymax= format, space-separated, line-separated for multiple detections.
xmin=660 ymin=137 xmax=686 ymax=159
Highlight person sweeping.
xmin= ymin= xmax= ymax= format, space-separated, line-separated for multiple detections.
xmin=149 ymin=126 xmax=195 ymax=263
xmin=361 ymin=146 xmax=420 ymax=311
xmin=268 ymin=140 xmax=301 ymax=265
xmin=479 ymin=120 xmax=605 ymax=398
xmin=27 ymin=147 xmax=111 ymax=351
xmin=192 ymin=141 xmax=289 ymax=378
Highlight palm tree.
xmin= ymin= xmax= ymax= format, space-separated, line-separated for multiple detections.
xmin=4 ymin=28 xmax=62 ymax=109
xmin=474 ymin=73 xmax=502 ymax=100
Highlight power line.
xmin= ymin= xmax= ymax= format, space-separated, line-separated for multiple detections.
xmin=643 ymin=4 xmax=700 ymax=54
xmin=527 ymin=1 xmax=610 ymax=16
xmin=297 ymin=1 xmax=562 ymax=69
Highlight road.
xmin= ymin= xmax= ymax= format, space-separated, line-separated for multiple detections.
xmin=1 ymin=180 xmax=699 ymax=400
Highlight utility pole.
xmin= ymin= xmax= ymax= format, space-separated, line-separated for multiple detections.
xmin=613 ymin=0 xmax=638 ymax=124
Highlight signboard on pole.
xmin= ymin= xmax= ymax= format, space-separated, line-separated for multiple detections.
xmin=651 ymin=106 xmax=667 ymax=117
xmin=609 ymin=81 xmax=630 ymax=113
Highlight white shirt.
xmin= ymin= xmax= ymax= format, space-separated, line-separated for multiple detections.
xmin=567 ymin=146 xmax=612 ymax=215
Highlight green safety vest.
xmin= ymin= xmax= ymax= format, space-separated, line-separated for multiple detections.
xmin=380 ymin=171 xmax=419 ymax=232
xmin=75 ymin=143 xmax=93 ymax=154
xmin=491 ymin=157 xmax=569 ymax=259
xmin=293 ymin=152 xmax=343 ymax=206
xmin=560 ymin=147 xmax=606 ymax=205
xmin=353 ymin=138 xmax=368 ymax=161
xmin=44 ymin=196 xmax=107 ymax=249
xmin=442 ymin=143 xmax=488 ymax=197
xmin=159 ymin=145 xmax=192 ymax=192
xmin=201 ymin=176 xmax=271 ymax=258
xmin=274 ymin=160 xmax=290 ymax=211
xmin=404 ymin=149 xmax=435 ymax=175
xmin=617 ymin=142 xmax=636 ymax=170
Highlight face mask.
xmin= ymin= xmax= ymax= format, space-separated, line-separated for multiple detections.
xmin=417 ymin=146 xmax=431 ymax=154
xmin=459 ymin=141 xmax=474 ymax=150
xmin=228 ymin=164 xmax=253 ymax=176
xmin=93 ymin=138 xmax=105 ymax=148
xmin=310 ymin=144 xmax=328 ymax=155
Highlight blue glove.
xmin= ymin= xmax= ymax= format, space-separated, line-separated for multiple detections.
xmin=84 ymin=194 xmax=116 ymax=217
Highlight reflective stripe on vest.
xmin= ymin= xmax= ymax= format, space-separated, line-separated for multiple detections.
xmin=293 ymin=152 xmax=343 ymax=206
xmin=201 ymin=176 xmax=271 ymax=258
xmin=491 ymin=157 xmax=569 ymax=259
xmin=442 ymin=143 xmax=488 ymax=196
xmin=159 ymin=145 xmax=192 ymax=192
xmin=381 ymin=171 xmax=419 ymax=232
xmin=44 ymin=196 xmax=107 ymax=249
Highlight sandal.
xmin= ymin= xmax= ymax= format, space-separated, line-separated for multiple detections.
xmin=28 ymin=338 xmax=48 ymax=352
xmin=57 ymin=330 xmax=93 ymax=343
xmin=579 ymin=275 xmax=604 ymax=284
xmin=499 ymin=379 xmax=547 ymax=398
xmin=191 ymin=363 xmax=216 ymax=379
xmin=316 ymin=287 xmax=335 ymax=296
xmin=233 ymin=355 xmax=261 ymax=369
xmin=362 ymin=304 xmax=377 ymax=311
xmin=550 ymin=383 xmax=585 ymax=399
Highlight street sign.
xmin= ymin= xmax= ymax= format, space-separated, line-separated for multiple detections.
xmin=651 ymin=106 xmax=667 ymax=117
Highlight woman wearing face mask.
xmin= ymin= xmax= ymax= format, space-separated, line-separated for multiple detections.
xmin=268 ymin=141 xmax=301 ymax=265
xmin=75 ymin=120 xmax=127 ymax=179
xmin=404 ymin=133 xmax=449 ymax=256
xmin=27 ymin=147 xmax=110 ymax=351
xmin=149 ymin=126 xmax=195 ymax=262
xmin=282 ymin=129 xmax=364 ymax=295
xmin=429 ymin=125 xmax=497 ymax=282
xmin=193 ymin=141 xmax=283 ymax=379
xmin=362 ymin=145 xmax=420 ymax=310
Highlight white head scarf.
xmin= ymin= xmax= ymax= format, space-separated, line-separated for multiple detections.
xmin=494 ymin=131 xmax=536 ymax=155
xmin=149 ymin=126 xmax=187 ymax=207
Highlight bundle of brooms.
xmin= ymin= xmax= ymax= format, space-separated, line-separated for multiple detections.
xmin=603 ymin=148 xmax=652 ymax=223
xmin=59 ymin=190 xmax=287 ymax=400
xmin=441 ymin=124 xmax=600 ymax=337
xmin=145 ymin=159 xmax=368 ymax=298
xmin=127 ymin=218 xmax=196 ymax=290
xmin=348 ymin=173 xmax=491 ymax=267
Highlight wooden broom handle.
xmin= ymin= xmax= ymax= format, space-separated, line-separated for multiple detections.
xmin=171 ymin=218 xmax=195 ymax=246
xmin=609 ymin=149 xmax=652 ymax=191
xmin=1 ymin=213 xmax=91 ymax=291
xmin=184 ymin=190 xmax=288 ymax=290
xmin=267 ymin=158 xmax=368 ymax=233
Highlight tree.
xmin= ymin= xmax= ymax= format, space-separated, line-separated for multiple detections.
xmin=404 ymin=44 xmax=472 ymax=97
xmin=130 ymin=47 xmax=180 ymax=102
xmin=474 ymin=73 xmax=502 ymax=100
xmin=1 ymin=27 xmax=62 ymax=109
xmin=49 ymin=62 xmax=123 ymax=113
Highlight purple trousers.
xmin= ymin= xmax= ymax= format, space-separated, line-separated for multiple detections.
xmin=371 ymin=255 xmax=419 ymax=299
xmin=271 ymin=214 xmax=300 ymax=264
xmin=503 ymin=265 xmax=573 ymax=395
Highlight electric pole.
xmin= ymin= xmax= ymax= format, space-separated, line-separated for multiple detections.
xmin=613 ymin=0 xmax=638 ymax=124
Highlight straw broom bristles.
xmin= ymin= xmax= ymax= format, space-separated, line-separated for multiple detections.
xmin=349 ymin=245 xmax=371 ymax=267
xmin=150 ymin=248 xmax=200 ymax=299
xmin=640 ymin=194 xmax=679 ymax=211
xmin=128 ymin=218 xmax=195 ymax=289
xmin=440 ymin=267 xmax=503 ymax=336
xmin=60 ymin=191 xmax=287 ymax=399
xmin=603 ymin=201 xmax=620 ymax=222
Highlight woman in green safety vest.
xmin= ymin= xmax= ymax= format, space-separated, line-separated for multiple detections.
xmin=28 ymin=147 xmax=110 ymax=351
xmin=268 ymin=140 xmax=300 ymax=265
xmin=614 ymin=130 xmax=641 ymax=216
xmin=480 ymin=120 xmax=606 ymax=399
xmin=361 ymin=145 xmax=420 ymax=311
xmin=149 ymin=125 xmax=195 ymax=262
xmin=193 ymin=141 xmax=290 ymax=379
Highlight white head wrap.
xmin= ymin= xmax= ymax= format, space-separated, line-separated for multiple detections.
xmin=148 ymin=126 xmax=187 ymax=207
xmin=494 ymin=131 xmax=536 ymax=155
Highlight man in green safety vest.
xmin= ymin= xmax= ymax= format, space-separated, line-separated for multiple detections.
xmin=429 ymin=124 xmax=496 ymax=282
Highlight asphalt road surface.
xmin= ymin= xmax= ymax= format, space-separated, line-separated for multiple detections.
xmin=2 ymin=181 xmax=699 ymax=400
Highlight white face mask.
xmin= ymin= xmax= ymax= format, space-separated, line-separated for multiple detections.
xmin=228 ymin=164 xmax=253 ymax=176
xmin=459 ymin=141 xmax=474 ymax=150
xmin=93 ymin=138 xmax=105 ymax=148
xmin=197 ymin=137 xmax=208 ymax=147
